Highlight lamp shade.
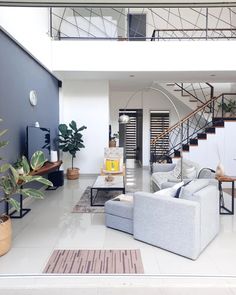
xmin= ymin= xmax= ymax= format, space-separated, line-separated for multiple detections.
xmin=119 ymin=114 xmax=130 ymax=124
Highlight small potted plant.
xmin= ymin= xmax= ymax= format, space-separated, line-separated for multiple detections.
xmin=109 ymin=132 xmax=119 ymax=147
xmin=219 ymin=99 xmax=236 ymax=117
xmin=58 ymin=120 xmax=87 ymax=180
xmin=0 ymin=119 xmax=53 ymax=256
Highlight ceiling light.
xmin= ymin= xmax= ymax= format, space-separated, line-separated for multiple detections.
xmin=210 ymin=74 xmax=216 ymax=77
xmin=129 ymin=74 xmax=135 ymax=78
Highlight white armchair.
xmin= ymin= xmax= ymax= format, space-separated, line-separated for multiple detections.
xmin=151 ymin=159 xmax=201 ymax=191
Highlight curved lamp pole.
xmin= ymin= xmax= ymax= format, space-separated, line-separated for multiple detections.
xmin=119 ymin=86 xmax=183 ymax=180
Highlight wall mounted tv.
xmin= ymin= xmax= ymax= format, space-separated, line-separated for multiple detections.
xmin=26 ymin=126 xmax=50 ymax=161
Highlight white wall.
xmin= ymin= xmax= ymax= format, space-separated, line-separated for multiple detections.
xmin=110 ymin=86 xmax=191 ymax=166
xmin=60 ymin=80 xmax=109 ymax=174
xmin=0 ymin=7 xmax=51 ymax=68
xmin=52 ymin=40 xmax=236 ymax=73
xmin=183 ymin=121 xmax=236 ymax=177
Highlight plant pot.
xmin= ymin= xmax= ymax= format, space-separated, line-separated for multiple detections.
xmin=0 ymin=215 xmax=12 ymax=256
xmin=109 ymin=139 xmax=116 ymax=148
xmin=224 ymin=112 xmax=231 ymax=118
xmin=67 ymin=168 xmax=79 ymax=180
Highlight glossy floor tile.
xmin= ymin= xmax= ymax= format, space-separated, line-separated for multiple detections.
xmin=0 ymin=165 xmax=236 ymax=279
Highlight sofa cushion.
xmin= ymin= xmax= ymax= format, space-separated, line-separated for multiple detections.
xmin=180 ymin=179 xmax=210 ymax=200
xmin=154 ymin=181 xmax=184 ymax=198
xmin=183 ymin=166 xmax=197 ymax=179
xmin=105 ymin=199 xmax=133 ymax=220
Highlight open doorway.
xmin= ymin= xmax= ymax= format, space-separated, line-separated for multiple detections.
xmin=119 ymin=109 xmax=143 ymax=166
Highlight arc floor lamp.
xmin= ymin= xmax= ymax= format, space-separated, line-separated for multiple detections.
xmin=118 ymin=86 xmax=183 ymax=180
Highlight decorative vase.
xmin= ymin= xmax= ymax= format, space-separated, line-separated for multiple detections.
xmin=67 ymin=168 xmax=79 ymax=180
xmin=216 ymin=162 xmax=225 ymax=177
xmin=50 ymin=150 xmax=58 ymax=162
xmin=109 ymin=139 xmax=116 ymax=148
xmin=0 ymin=215 xmax=12 ymax=256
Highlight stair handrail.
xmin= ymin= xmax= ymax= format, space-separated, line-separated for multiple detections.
xmin=151 ymin=92 xmax=229 ymax=145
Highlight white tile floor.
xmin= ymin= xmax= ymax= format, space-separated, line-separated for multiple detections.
xmin=0 ymin=164 xmax=236 ymax=280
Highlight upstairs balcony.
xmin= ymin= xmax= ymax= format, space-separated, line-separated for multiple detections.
xmin=50 ymin=5 xmax=236 ymax=41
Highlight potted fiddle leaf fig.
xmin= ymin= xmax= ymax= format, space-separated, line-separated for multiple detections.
xmin=0 ymin=119 xmax=53 ymax=256
xmin=58 ymin=120 xmax=87 ymax=180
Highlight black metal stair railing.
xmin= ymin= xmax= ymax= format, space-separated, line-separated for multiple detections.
xmin=174 ymin=82 xmax=214 ymax=105
xmin=151 ymin=93 xmax=236 ymax=164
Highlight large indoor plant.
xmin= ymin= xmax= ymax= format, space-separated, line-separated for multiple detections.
xmin=58 ymin=120 xmax=87 ymax=180
xmin=0 ymin=119 xmax=53 ymax=256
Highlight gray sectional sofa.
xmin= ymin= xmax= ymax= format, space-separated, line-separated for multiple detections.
xmin=105 ymin=179 xmax=219 ymax=260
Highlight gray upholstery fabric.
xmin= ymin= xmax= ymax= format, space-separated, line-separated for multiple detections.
xmin=180 ymin=179 xmax=209 ymax=199
xmin=152 ymin=163 xmax=176 ymax=173
xmin=105 ymin=199 xmax=133 ymax=219
xmin=105 ymin=199 xmax=133 ymax=234
xmin=104 ymin=180 xmax=219 ymax=260
xmin=132 ymin=183 xmax=219 ymax=260
xmin=133 ymin=192 xmax=201 ymax=260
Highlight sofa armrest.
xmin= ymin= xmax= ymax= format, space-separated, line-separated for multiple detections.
xmin=152 ymin=163 xmax=176 ymax=173
xmin=133 ymin=192 xmax=201 ymax=260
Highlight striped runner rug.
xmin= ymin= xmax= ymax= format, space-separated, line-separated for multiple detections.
xmin=43 ymin=249 xmax=144 ymax=274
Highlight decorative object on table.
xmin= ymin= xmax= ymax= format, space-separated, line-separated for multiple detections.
xmin=34 ymin=121 xmax=40 ymax=127
xmin=105 ymin=174 xmax=114 ymax=182
xmin=102 ymin=147 xmax=125 ymax=175
xmin=44 ymin=249 xmax=144 ymax=274
xmin=109 ymin=132 xmax=119 ymax=147
xmin=215 ymin=144 xmax=225 ymax=177
xmin=0 ymin=118 xmax=53 ymax=256
xmin=29 ymin=90 xmax=37 ymax=106
xmin=218 ymin=99 xmax=236 ymax=117
xmin=50 ymin=150 xmax=58 ymax=163
xmin=58 ymin=120 xmax=87 ymax=180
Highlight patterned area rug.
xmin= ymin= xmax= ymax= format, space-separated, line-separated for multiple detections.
xmin=43 ymin=249 xmax=144 ymax=274
xmin=72 ymin=186 xmax=123 ymax=213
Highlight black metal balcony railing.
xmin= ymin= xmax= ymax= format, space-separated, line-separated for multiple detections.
xmin=50 ymin=6 xmax=236 ymax=41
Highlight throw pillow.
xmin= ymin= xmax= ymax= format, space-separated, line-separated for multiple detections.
xmin=179 ymin=179 xmax=210 ymax=200
xmin=154 ymin=181 xmax=184 ymax=198
xmin=183 ymin=166 xmax=196 ymax=179
xmin=112 ymin=194 xmax=133 ymax=202
xmin=174 ymin=180 xmax=192 ymax=198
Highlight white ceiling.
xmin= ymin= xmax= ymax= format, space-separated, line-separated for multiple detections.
xmin=53 ymin=70 xmax=236 ymax=91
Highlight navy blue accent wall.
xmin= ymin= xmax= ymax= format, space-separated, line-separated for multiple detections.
xmin=0 ymin=29 xmax=59 ymax=213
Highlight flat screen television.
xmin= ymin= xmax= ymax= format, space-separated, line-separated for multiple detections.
xmin=26 ymin=126 xmax=50 ymax=161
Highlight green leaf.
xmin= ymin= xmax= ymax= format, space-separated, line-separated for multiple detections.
xmin=20 ymin=188 xmax=44 ymax=199
xmin=21 ymin=156 xmax=30 ymax=175
xmin=7 ymin=198 xmax=20 ymax=212
xmin=30 ymin=151 xmax=46 ymax=171
xmin=23 ymin=175 xmax=53 ymax=186
xmin=9 ymin=165 xmax=19 ymax=184
xmin=0 ymin=129 xmax=7 ymax=137
xmin=77 ymin=125 xmax=87 ymax=132
xmin=0 ymin=163 xmax=10 ymax=173
xmin=69 ymin=120 xmax=77 ymax=131
xmin=0 ymin=140 xmax=8 ymax=148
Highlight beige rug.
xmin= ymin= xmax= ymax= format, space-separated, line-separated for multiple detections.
xmin=43 ymin=249 xmax=144 ymax=274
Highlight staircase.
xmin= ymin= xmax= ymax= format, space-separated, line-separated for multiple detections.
xmin=150 ymin=92 xmax=236 ymax=166
xmin=160 ymin=83 xmax=214 ymax=110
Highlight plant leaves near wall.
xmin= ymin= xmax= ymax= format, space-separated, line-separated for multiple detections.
xmin=22 ymin=175 xmax=53 ymax=186
xmin=20 ymin=188 xmax=44 ymax=199
xmin=21 ymin=155 xmax=30 ymax=175
xmin=58 ymin=121 xmax=87 ymax=169
xmin=30 ymin=151 xmax=46 ymax=171
xmin=0 ymin=163 xmax=10 ymax=173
